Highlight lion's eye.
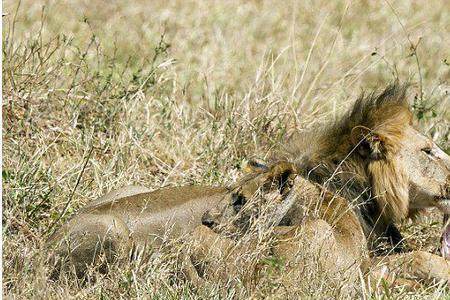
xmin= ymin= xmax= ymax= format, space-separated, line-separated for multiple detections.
xmin=421 ymin=147 xmax=433 ymax=155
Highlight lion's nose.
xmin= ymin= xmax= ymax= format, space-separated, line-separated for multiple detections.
xmin=201 ymin=211 xmax=218 ymax=228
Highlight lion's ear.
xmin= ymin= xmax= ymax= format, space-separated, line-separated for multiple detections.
xmin=351 ymin=125 xmax=386 ymax=159
xmin=243 ymin=159 xmax=269 ymax=174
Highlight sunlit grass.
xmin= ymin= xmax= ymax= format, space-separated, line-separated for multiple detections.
xmin=2 ymin=0 xmax=450 ymax=298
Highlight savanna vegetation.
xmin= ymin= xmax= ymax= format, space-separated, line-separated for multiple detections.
xmin=2 ymin=0 xmax=450 ymax=298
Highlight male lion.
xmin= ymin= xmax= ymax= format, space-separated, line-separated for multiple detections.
xmin=285 ymin=83 xmax=450 ymax=252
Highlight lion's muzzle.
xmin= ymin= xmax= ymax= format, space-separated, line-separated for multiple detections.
xmin=201 ymin=210 xmax=219 ymax=228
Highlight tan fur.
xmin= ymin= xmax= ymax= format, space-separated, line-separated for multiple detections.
xmin=368 ymin=158 xmax=409 ymax=223
xmin=46 ymin=186 xmax=229 ymax=277
xmin=364 ymin=106 xmax=412 ymax=223
xmin=47 ymin=83 xmax=450 ymax=290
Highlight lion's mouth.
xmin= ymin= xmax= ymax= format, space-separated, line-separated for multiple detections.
xmin=442 ymin=214 xmax=450 ymax=260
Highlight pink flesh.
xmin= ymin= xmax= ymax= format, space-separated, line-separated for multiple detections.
xmin=442 ymin=214 xmax=450 ymax=260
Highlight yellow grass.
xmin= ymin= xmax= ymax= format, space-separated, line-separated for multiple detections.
xmin=2 ymin=0 xmax=450 ymax=298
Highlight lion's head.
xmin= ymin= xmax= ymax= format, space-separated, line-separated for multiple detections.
xmin=201 ymin=160 xmax=296 ymax=232
xmin=290 ymin=83 xmax=450 ymax=246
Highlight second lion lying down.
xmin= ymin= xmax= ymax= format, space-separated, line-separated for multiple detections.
xmin=47 ymin=83 xmax=450 ymax=289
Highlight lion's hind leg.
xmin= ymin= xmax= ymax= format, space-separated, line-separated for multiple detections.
xmin=272 ymin=219 xmax=362 ymax=284
xmin=47 ymin=213 xmax=132 ymax=278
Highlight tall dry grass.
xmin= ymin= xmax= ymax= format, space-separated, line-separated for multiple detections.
xmin=2 ymin=0 xmax=450 ymax=298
